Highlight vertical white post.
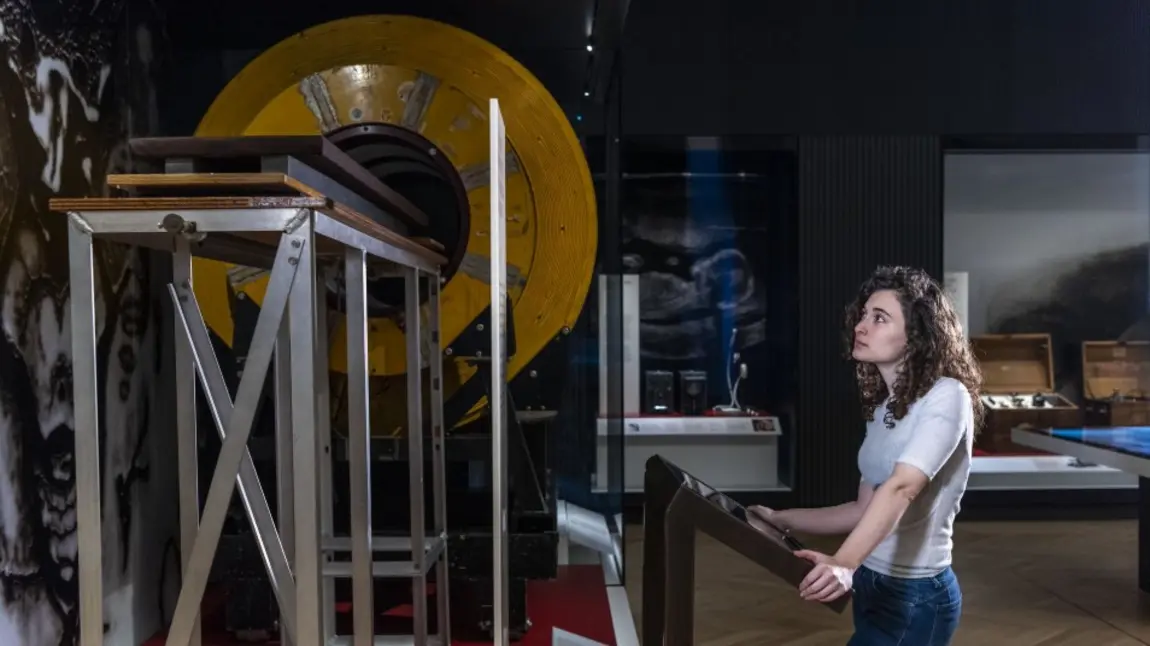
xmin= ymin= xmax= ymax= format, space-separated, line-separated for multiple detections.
xmin=69 ymin=223 xmax=104 ymax=646
xmin=489 ymin=97 xmax=510 ymax=646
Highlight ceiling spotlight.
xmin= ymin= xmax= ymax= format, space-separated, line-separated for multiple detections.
xmin=583 ymin=90 xmax=590 ymax=97
xmin=586 ymin=43 xmax=594 ymax=52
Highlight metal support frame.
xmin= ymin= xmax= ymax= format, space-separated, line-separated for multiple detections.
xmin=66 ymin=206 xmax=448 ymax=646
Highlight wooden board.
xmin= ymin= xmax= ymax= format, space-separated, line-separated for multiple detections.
xmin=127 ymin=136 xmax=428 ymax=228
xmin=49 ymin=196 xmax=327 ymax=211
xmin=107 ymin=172 xmax=324 ymax=198
xmin=130 ymin=135 xmax=330 ymax=159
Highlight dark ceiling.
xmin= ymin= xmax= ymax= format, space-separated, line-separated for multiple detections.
xmin=163 ymin=0 xmax=620 ymax=116
xmin=160 ymin=0 xmax=1150 ymax=139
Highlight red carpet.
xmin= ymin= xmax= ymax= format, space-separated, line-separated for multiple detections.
xmin=143 ymin=565 xmax=617 ymax=646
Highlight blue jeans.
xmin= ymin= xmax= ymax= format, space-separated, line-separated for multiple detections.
xmin=847 ymin=565 xmax=962 ymax=646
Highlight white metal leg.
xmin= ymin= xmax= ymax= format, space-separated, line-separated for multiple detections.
xmin=275 ymin=310 xmax=295 ymax=646
xmin=68 ymin=224 xmax=104 ymax=646
xmin=428 ymin=276 xmax=451 ymax=646
xmin=317 ymin=260 xmax=337 ymax=643
xmin=291 ymin=220 xmax=324 ymax=646
xmin=406 ymin=268 xmax=428 ymax=646
xmin=173 ymin=238 xmax=203 ymax=646
xmin=346 ymin=247 xmax=375 ymax=646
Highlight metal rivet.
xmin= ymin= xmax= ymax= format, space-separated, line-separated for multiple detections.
xmin=476 ymin=323 xmax=485 ymax=332
xmin=292 ymin=239 xmax=301 ymax=248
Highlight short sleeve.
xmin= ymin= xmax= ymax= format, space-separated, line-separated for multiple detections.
xmin=896 ymin=380 xmax=970 ymax=480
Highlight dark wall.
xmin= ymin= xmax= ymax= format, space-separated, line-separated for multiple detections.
xmin=622 ymin=0 xmax=1150 ymax=135
xmin=158 ymin=1 xmax=1150 ymax=138
xmin=795 ymin=136 xmax=943 ymax=506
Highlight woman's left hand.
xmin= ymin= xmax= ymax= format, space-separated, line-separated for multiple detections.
xmin=794 ymin=550 xmax=854 ymax=603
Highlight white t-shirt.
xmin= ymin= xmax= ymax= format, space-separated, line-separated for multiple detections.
xmin=856 ymin=377 xmax=974 ymax=578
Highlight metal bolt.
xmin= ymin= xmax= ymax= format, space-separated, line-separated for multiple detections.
xmin=289 ymin=257 xmax=298 ymax=266
xmin=237 ymin=292 xmax=247 ymax=300
xmin=529 ymin=370 xmax=538 ymax=378
xmin=445 ymin=348 xmax=453 ymax=356
xmin=561 ymin=326 xmax=571 ymax=335
xmin=476 ymin=323 xmax=485 ymax=332
xmin=291 ymin=239 xmax=301 ymax=248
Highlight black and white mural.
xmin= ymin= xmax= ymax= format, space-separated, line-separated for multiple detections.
xmin=0 ymin=1 xmax=171 ymax=644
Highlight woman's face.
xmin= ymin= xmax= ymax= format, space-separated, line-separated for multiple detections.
xmin=852 ymin=289 xmax=908 ymax=365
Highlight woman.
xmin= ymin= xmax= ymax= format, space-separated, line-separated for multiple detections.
xmin=752 ymin=265 xmax=982 ymax=646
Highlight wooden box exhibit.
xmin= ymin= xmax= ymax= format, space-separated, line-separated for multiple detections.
xmin=1082 ymin=341 xmax=1150 ymax=427
xmin=972 ymin=333 xmax=1080 ymax=454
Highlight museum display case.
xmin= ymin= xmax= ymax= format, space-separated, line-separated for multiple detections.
xmin=973 ymin=333 xmax=1081 ymax=454
xmin=589 ymin=136 xmax=798 ymax=498
xmin=1082 ymin=341 xmax=1150 ymax=426
xmin=944 ymin=145 xmax=1149 ymax=491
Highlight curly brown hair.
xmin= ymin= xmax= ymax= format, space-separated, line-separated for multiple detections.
xmin=844 ymin=266 xmax=984 ymax=430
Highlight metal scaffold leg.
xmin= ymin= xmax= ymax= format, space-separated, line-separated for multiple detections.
xmin=65 ymin=204 xmax=448 ymax=646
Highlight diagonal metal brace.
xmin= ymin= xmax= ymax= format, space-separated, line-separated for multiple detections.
xmin=165 ymin=232 xmax=305 ymax=646
xmin=168 ymin=284 xmax=298 ymax=639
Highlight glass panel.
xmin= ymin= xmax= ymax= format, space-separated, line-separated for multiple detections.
xmin=549 ymin=77 xmax=628 ymax=586
xmin=593 ymin=135 xmax=798 ymax=502
xmin=943 ymin=149 xmax=1148 ymax=491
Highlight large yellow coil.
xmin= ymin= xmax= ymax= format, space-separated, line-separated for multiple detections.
xmin=192 ymin=15 xmax=597 ymax=434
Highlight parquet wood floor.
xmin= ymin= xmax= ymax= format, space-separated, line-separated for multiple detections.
xmin=622 ymin=520 xmax=1150 ymax=645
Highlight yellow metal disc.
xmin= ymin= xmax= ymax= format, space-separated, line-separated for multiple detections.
xmin=193 ymin=15 xmax=597 ymax=433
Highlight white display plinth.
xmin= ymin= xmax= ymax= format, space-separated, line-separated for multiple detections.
xmin=594 ymin=416 xmax=785 ymax=493
xmin=968 ymin=455 xmax=1136 ymax=490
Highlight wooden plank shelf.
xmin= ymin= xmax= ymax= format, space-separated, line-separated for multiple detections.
xmin=128 ymin=135 xmax=430 ymax=229
xmin=107 ymin=172 xmax=326 ymax=198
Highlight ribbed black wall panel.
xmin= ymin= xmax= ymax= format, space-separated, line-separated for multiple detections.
xmin=795 ymin=136 xmax=943 ymax=507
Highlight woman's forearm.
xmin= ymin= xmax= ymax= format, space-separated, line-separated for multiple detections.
xmin=834 ymin=481 xmax=915 ymax=569
xmin=775 ymin=502 xmax=864 ymax=536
